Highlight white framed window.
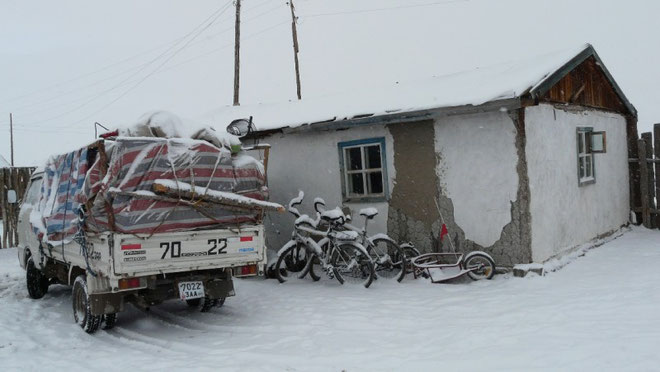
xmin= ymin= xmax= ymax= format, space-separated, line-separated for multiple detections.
xmin=338 ymin=138 xmax=388 ymax=201
xmin=577 ymin=127 xmax=595 ymax=185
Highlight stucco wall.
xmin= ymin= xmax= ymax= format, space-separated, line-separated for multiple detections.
xmin=525 ymin=104 xmax=629 ymax=262
xmin=257 ymin=125 xmax=395 ymax=259
xmin=434 ymin=111 xmax=520 ymax=248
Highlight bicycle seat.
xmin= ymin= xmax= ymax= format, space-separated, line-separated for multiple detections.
xmin=321 ymin=208 xmax=346 ymax=223
xmin=328 ymin=230 xmax=359 ymax=241
xmin=359 ymin=208 xmax=378 ymax=219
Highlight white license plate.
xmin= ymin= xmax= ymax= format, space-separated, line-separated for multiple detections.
xmin=178 ymin=281 xmax=205 ymax=300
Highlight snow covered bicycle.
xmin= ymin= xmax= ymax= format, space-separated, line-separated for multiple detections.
xmin=275 ymin=192 xmax=375 ymax=288
xmin=312 ymin=200 xmax=419 ymax=282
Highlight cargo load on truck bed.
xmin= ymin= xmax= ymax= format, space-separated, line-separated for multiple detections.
xmin=30 ymin=112 xmax=278 ymax=243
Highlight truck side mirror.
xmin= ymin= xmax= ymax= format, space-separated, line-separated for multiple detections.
xmin=7 ymin=189 xmax=17 ymax=204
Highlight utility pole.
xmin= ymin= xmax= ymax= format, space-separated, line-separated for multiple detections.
xmin=289 ymin=0 xmax=302 ymax=100
xmin=9 ymin=113 xmax=14 ymax=166
xmin=233 ymin=0 xmax=241 ymax=106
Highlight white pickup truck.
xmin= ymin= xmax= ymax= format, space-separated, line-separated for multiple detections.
xmin=17 ymin=119 xmax=277 ymax=333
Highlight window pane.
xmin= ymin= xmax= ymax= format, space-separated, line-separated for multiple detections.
xmin=348 ymin=173 xmax=365 ymax=195
xmin=368 ymin=171 xmax=384 ymax=194
xmin=579 ymin=157 xmax=586 ymax=179
xmin=346 ymin=147 xmax=363 ymax=171
xmin=365 ymin=145 xmax=381 ymax=169
xmin=586 ymin=155 xmax=592 ymax=177
xmin=578 ymin=132 xmax=584 ymax=154
xmin=27 ymin=179 xmax=42 ymax=204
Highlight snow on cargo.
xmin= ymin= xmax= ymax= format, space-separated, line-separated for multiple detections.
xmin=29 ymin=112 xmax=276 ymax=242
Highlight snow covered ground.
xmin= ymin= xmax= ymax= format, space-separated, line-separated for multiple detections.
xmin=1 ymin=227 xmax=659 ymax=371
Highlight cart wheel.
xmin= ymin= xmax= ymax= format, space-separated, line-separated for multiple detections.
xmin=464 ymin=252 xmax=496 ymax=280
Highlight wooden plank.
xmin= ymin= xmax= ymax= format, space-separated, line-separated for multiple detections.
xmin=152 ymin=181 xmax=285 ymax=213
xmin=0 ymin=169 xmax=5 ymax=249
xmin=627 ymin=116 xmax=641 ymax=223
xmin=638 ymin=138 xmax=652 ymax=228
xmin=641 ymin=132 xmax=656 ymax=228
xmin=0 ymin=167 xmax=35 ymax=248
xmin=655 ymin=124 xmax=660 ymax=228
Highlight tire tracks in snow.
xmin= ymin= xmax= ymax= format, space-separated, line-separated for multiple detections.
xmin=107 ymin=325 xmax=210 ymax=354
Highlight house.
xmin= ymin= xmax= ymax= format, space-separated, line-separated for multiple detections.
xmin=208 ymin=44 xmax=638 ymax=267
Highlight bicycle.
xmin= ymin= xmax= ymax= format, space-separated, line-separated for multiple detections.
xmin=311 ymin=200 xmax=420 ymax=282
xmin=275 ymin=192 xmax=375 ymax=288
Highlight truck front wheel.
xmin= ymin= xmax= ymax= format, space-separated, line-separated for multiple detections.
xmin=26 ymin=257 xmax=49 ymax=299
xmin=72 ymin=276 xmax=102 ymax=333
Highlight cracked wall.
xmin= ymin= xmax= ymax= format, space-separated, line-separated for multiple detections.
xmin=387 ymin=110 xmax=532 ymax=266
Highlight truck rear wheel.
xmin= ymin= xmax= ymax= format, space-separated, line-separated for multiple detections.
xmin=102 ymin=313 xmax=117 ymax=330
xmin=200 ymin=296 xmax=225 ymax=312
xmin=26 ymin=257 xmax=49 ymax=299
xmin=72 ymin=276 xmax=102 ymax=334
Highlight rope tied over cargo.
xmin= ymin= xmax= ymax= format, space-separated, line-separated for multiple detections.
xmin=73 ymin=205 xmax=97 ymax=277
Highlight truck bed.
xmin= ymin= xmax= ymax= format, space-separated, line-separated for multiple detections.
xmin=111 ymin=225 xmax=265 ymax=277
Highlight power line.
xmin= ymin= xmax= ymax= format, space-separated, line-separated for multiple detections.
xmin=2 ymin=18 xmax=290 ymax=135
xmin=0 ymin=4 xmax=246 ymax=107
xmin=8 ymin=2 xmax=282 ymax=122
xmin=18 ymin=1 xmax=234 ymax=128
xmin=304 ymin=0 xmax=469 ymax=18
xmin=51 ymin=2 xmax=235 ymax=130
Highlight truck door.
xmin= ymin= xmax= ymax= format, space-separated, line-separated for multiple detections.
xmin=18 ymin=176 xmax=43 ymax=265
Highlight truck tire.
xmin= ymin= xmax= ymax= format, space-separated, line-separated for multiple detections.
xmin=26 ymin=257 xmax=49 ymax=299
xmin=102 ymin=313 xmax=117 ymax=330
xmin=200 ymin=296 xmax=225 ymax=312
xmin=72 ymin=276 xmax=102 ymax=334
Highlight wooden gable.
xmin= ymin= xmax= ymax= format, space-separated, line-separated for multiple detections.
xmin=540 ymin=56 xmax=628 ymax=114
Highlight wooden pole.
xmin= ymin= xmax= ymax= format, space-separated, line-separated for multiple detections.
xmin=638 ymin=138 xmax=651 ymax=228
xmin=653 ymin=123 xmax=660 ymax=227
xmin=289 ymin=0 xmax=302 ymax=100
xmin=233 ymin=0 xmax=241 ymax=106
xmin=9 ymin=113 xmax=14 ymax=167
xmin=642 ymin=132 xmax=655 ymax=228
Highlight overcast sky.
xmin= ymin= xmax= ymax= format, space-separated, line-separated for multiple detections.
xmin=1 ymin=0 xmax=659 ymax=166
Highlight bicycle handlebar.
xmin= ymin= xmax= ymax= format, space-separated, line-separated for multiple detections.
xmin=288 ymin=190 xmax=304 ymax=218
xmin=313 ymin=197 xmax=326 ymax=214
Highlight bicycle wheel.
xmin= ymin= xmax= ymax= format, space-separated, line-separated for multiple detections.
xmin=401 ymin=244 xmax=421 ymax=275
xmin=463 ymin=252 xmax=496 ymax=280
xmin=330 ymin=242 xmax=375 ymax=288
xmin=304 ymin=238 xmax=329 ymax=282
xmin=368 ymin=238 xmax=406 ymax=282
xmin=275 ymin=243 xmax=309 ymax=283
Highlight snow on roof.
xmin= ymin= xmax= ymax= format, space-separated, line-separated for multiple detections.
xmin=0 ymin=154 xmax=10 ymax=168
xmin=204 ymin=43 xmax=610 ymax=133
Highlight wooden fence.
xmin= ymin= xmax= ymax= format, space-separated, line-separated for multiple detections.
xmin=0 ymin=167 xmax=34 ymax=248
xmin=630 ymin=123 xmax=660 ymax=229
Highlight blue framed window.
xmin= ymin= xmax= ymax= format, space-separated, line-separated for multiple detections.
xmin=338 ymin=138 xmax=388 ymax=202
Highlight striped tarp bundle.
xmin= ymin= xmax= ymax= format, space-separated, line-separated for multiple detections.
xmin=35 ymin=147 xmax=90 ymax=242
xmin=34 ymin=137 xmax=267 ymax=242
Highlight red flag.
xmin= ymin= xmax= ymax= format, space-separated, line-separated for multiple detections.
xmin=439 ymin=224 xmax=448 ymax=241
